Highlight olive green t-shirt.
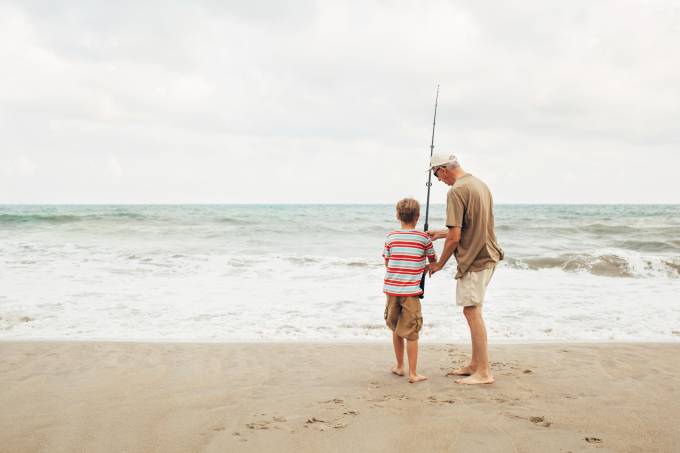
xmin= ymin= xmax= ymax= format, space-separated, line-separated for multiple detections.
xmin=446 ymin=174 xmax=504 ymax=279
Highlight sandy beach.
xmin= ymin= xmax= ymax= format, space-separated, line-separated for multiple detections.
xmin=1 ymin=341 xmax=678 ymax=452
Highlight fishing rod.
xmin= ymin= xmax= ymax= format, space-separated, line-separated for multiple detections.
xmin=420 ymin=84 xmax=439 ymax=298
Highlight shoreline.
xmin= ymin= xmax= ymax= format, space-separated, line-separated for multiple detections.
xmin=2 ymin=337 xmax=680 ymax=345
xmin=2 ymin=341 xmax=679 ymax=452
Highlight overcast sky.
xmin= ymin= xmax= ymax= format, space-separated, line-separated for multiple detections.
xmin=1 ymin=0 xmax=679 ymax=204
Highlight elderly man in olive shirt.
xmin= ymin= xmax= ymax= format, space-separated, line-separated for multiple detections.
xmin=427 ymin=152 xmax=503 ymax=385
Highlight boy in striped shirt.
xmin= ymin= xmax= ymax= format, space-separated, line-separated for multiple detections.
xmin=383 ymin=198 xmax=436 ymax=383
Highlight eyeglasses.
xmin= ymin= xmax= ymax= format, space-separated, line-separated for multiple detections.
xmin=433 ymin=166 xmax=445 ymax=177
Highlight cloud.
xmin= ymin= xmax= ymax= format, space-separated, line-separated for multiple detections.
xmin=1 ymin=156 xmax=36 ymax=177
xmin=1 ymin=0 xmax=679 ymax=203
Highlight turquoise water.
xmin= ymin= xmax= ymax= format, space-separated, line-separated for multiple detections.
xmin=2 ymin=204 xmax=679 ymax=276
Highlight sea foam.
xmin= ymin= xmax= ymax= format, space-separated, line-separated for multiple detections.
xmin=1 ymin=204 xmax=678 ymax=342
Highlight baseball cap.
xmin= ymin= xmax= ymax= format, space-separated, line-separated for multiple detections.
xmin=427 ymin=152 xmax=458 ymax=171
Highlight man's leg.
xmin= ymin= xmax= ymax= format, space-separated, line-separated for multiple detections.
xmin=456 ymin=306 xmax=494 ymax=384
xmin=447 ymin=307 xmax=479 ymax=376
xmin=392 ymin=331 xmax=405 ymax=376
xmin=406 ymin=339 xmax=427 ymax=383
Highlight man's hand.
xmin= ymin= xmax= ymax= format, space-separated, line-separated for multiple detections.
xmin=427 ymin=229 xmax=448 ymax=241
xmin=428 ymin=261 xmax=444 ymax=276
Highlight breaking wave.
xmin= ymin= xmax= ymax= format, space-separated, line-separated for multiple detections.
xmin=0 ymin=212 xmax=148 ymax=225
xmin=506 ymin=253 xmax=680 ymax=278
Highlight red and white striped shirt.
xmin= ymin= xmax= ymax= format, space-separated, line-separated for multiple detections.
xmin=383 ymin=229 xmax=436 ymax=297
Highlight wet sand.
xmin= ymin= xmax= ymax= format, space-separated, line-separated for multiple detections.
xmin=1 ymin=341 xmax=679 ymax=452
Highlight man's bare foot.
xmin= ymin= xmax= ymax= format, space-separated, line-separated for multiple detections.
xmin=391 ymin=366 xmax=405 ymax=376
xmin=409 ymin=374 xmax=428 ymax=383
xmin=446 ymin=366 xmax=475 ymax=376
xmin=455 ymin=373 xmax=494 ymax=385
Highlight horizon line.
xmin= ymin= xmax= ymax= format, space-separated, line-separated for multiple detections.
xmin=1 ymin=202 xmax=679 ymax=206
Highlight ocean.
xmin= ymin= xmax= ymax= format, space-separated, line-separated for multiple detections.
xmin=1 ymin=204 xmax=679 ymax=342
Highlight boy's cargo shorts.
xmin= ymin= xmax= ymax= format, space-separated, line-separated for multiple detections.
xmin=456 ymin=265 xmax=496 ymax=307
xmin=384 ymin=295 xmax=423 ymax=340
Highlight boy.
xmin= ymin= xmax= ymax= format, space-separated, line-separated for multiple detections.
xmin=383 ymin=198 xmax=437 ymax=383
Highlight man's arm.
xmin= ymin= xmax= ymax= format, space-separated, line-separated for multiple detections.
xmin=427 ymin=229 xmax=448 ymax=241
xmin=428 ymin=226 xmax=461 ymax=276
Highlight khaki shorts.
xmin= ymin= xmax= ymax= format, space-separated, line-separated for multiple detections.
xmin=456 ymin=265 xmax=496 ymax=307
xmin=384 ymin=295 xmax=423 ymax=341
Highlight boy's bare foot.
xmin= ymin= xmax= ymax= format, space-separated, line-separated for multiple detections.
xmin=409 ymin=374 xmax=428 ymax=383
xmin=391 ymin=366 xmax=405 ymax=376
xmin=455 ymin=373 xmax=494 ymax=385
xmin=446 ymin=366 xmax=475 ymax=376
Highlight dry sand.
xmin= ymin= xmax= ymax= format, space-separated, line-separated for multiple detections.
xmin=1 ymin=341 xmax=679 ymax=452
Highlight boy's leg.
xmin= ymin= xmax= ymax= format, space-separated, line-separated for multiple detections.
xmin=392 ymin=332 xmax=405 ymax=376
xmin=395 ymin=297 xmax=426 ymax=383
xmin=406 ymin=339 xmax=427 ymax=383
xmin=385 ymin=295 xmax=404 ymax=376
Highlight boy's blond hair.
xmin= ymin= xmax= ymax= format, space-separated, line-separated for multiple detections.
xmin=396 ymin=198 xmax=420 ymax=224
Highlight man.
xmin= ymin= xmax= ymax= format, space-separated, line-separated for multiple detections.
xmin=427 ymin=152 xmax=503 ymax=385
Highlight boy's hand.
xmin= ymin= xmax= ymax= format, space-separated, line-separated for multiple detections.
xmin=428 ymin=261 xmax=444 ymax=276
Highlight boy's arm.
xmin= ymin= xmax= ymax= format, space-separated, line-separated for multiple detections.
xmin=425 ymin=238 xmax=437 ymax=263
xmin=383 ymin=239 xmax=390 ymax=268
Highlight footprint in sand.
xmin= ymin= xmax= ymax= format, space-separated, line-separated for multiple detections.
xmin=428 ymin=395 xmax=455 ymax=405
xmin=585 ymin=437 xmax=602 ymax=444
xmin=503 ymin=413 xmax=551 ymax=428
xmin=491 ymin=395 xmax=523 ymax=407
xmin=245 ymin=415 xmax=290 ymax=432
xmin=490 ymin=360 xmax=522 ymax=371
xmin=319 ymin=397 xmax=355 ymax=412
xmin=319 ymin=398 xmax=344 ymax=405
xmin=365 ymin=392 xmax=414 ymax=408
xmin=245 ymin=421 xmax=272 ymax=430
xmin=305 ymin=417 xmax=347 ymax=431
xmin=306 ymin=397 xmax=360 ymax=431
xmin=529 ymin=416 xmax=552 ymax=428
xmin=367 ymin=394 xmax=393 ymax=407
xmin=232 ymin=432 xmax=247 ymax=443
